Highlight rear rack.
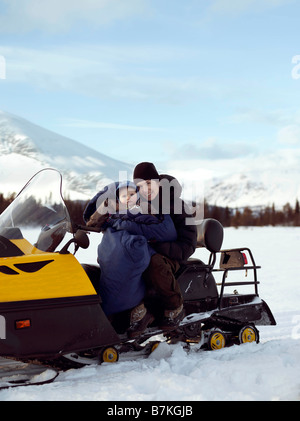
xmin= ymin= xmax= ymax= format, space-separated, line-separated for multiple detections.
xmin=212 ymin=247 xmax=261 ymax=306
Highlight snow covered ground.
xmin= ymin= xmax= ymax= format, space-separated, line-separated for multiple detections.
xmin=0 ymin=226 xmax=300 ymax=401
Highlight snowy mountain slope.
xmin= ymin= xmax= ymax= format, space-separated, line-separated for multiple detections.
xmin=0 ymin=111 xmax=133 ymax=199
xmin=164 ymin=149 xmax=300 ymax=208
xmin=1 ymin=110 xmax=300 ymax=208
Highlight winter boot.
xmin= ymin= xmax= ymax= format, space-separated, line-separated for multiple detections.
xmin=159 ymin=304 xmax=185 ymax=331
xmin=127 ymin=302 xmax=155 ymax=339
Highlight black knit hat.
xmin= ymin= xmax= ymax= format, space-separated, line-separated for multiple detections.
xmin=133 ymin=162 xmax=160 ymax=182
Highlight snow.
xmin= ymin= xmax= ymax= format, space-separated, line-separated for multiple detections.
xmin=0 ymin=226 xmax=299 ymax=401
xmin=2 ymin=110 xmax=300 ymax=207
xmin=163 ymin=150 xmax=300 ymax=208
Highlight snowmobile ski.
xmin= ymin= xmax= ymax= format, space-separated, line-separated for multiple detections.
xmin=0 ymin=357 xmax=58 ymax=390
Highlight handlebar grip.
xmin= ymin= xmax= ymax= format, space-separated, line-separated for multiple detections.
xmin=75 ymin=224 xmax=102 ymax=233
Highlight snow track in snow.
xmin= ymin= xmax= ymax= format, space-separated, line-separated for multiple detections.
xmin=0 ymin=227 xmax=299 ymax=401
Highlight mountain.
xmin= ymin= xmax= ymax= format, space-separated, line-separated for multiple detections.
xmin=163 ymin=148 xmax=300 ymax=209
xmin=0 ymin=111 xmax=133 ymax=200
xmin=1 ymin=110 xmax=300 ymax=209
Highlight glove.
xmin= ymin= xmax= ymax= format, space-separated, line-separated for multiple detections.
xmin=86 ymin=211 xmax=109 ymax=230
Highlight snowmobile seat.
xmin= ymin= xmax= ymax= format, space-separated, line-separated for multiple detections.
xmin=181 ymin=218 xmax=224 ymax=268
xmin=195 ymin=218 xmax=224 ymax=253
xmin=175 ymin=220 xmax=222 ymax=307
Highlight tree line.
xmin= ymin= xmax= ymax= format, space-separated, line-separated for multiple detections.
xmin=0 ymin=193 xmax=16 ymax=214
xmin=202 ymin=199 xmax=300 ymax=227
xmin=0 ymin=192 xmax=88 ymax=226
xmin=1 ymin=192 xmax=300 ymax=227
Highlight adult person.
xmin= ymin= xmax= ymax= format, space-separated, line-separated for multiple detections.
xmin=131 ymin=162 xmax=197 ymax=335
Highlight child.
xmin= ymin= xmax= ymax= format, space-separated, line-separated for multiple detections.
xmin=117 ymin=181 xmax=138 ymax=211
xmin=84 ymin=181 xmax=177 ymax=337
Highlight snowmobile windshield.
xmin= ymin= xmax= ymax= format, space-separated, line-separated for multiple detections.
xmin=0 ymin=168 xmax=72 ymax=253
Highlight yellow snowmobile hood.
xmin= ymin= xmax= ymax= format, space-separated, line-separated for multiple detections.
xmin=0 ymin=238 xmax=96 ymax=302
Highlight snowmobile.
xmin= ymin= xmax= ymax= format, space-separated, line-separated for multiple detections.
xmin=0 ymin=168 xmax=276 ymax=388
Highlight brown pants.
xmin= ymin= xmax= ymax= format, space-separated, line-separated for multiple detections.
xmin=143 ymin=253 xmax=183 ymax=310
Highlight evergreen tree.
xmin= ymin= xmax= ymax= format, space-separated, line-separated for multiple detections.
xmin=294 ymin=199 xmax=300 ymax=226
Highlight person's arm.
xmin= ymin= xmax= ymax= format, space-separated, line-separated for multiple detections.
xmin=151 ymin=212 xmax=197 ymax=262
xmin=108 ymin=214 xmax=177 ymax=242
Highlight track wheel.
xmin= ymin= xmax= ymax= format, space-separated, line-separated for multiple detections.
xmin=239 ymin=325 xmax=259 ymax=344
xmin=208 ymin=329 xmax=226 ymax=350
xmin=150 ymin=341 xmax=160 ymax=353
xmin=100 ymin=346 xmax=119 ymax=363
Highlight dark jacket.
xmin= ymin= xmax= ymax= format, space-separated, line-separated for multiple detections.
xmin=149 ymin=174 xmax=197 ymax=263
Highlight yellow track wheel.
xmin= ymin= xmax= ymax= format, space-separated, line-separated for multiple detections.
xmin=100 ymin=347 xmax=119 ymax=363
xmin=209 ymin=330 xmax=226 ymax=350
xmin=150 ymin=341 xmax=160 ymax=353
xmin=239 ymin=325 xmax=259 ymax=344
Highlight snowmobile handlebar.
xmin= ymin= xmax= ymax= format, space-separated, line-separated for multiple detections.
xmin=74 ymin=224 xmax=102 ymax=233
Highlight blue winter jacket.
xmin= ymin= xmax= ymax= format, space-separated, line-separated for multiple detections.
xmin=97 ymin=212 xmax=177 ymax=316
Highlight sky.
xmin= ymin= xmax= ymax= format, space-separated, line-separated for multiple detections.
xmin=0 ymin=0 xmax=300 ymax=166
